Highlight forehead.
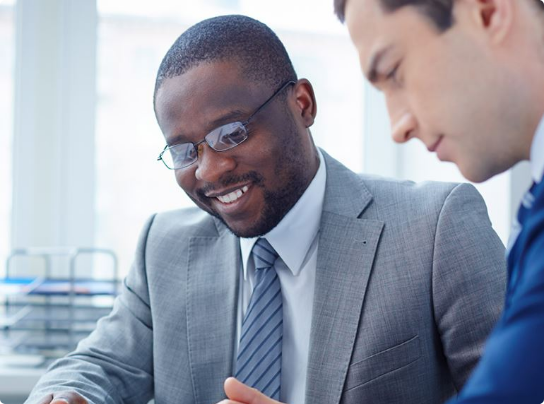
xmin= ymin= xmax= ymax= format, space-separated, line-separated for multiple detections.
xmin=345 ymin=0 xmax=391 ymax=55
xmin=344 ymin=0 xmax=440 ymax=76
xmin=155 ymin=61 xmax=268 ymax=141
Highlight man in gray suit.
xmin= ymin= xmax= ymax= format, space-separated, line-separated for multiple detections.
xmin=27 ymin=15 xmax=505 ymax=404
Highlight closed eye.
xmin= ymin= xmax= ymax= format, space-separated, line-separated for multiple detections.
xmin=387 ymin=63 xmax=400 ymax=82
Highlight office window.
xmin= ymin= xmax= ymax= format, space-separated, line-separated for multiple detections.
xmin=0 ymin=0 xmax=15 ymax=274
xmin=95 ymin=0 xmax=364 ymax=274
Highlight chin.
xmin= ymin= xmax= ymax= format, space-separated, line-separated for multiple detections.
xmin=462 ymin=171 xmax=490 ymax=183
xmin=219 ymin=217 xmax=270 ymax=239
xmin=225 ymin=225 xmax=270 ymax=239
xmin=459 ymin=161 xmax=505 ymax=184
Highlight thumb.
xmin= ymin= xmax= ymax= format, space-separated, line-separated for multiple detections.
xmin=50 ymin=391 xmax=88 ymax=404
xmin=224 ymin=378 xmax=275 ymax=404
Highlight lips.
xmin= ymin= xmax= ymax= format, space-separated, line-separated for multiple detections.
xmin=205 ymin=183 xmax=256 ymax=219
xmin=215 ymin=185 xmax=249 ymax=204
xmin=427 ymin=136 xmax=443 ymax=153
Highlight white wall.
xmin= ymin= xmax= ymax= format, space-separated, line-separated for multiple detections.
xmin=11 ymin=0 xmax=97 ymax=254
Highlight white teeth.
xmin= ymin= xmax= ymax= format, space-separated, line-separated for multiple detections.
xmin=217 ymin=185 xmax=249 ymax=204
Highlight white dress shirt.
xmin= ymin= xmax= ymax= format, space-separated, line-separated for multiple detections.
xmin=530 ymin=114 xmax=544 ymax=184
xmin=236 ymin=150 xmax=327 ymax=404
xmin=507 ymin=114 xmax=544 ymax=253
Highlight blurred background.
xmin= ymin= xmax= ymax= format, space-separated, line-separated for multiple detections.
xmin=0 ymin=0 xmax=532 ymax=402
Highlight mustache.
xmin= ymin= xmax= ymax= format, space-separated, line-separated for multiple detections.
xmin=196 ymin=171 xmax=264 ymax=200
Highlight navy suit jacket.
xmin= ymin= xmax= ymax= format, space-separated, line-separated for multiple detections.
xmin=450 ymin=178 xmax=544 ymax=403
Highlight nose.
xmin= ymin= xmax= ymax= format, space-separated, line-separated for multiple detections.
xmin=391 ymin=112 xmax=417 ymax=144
xmin=386 ymin=93 xmax=418 ymax=144
xmin=194 ymin=143 xmax=236 ymax=183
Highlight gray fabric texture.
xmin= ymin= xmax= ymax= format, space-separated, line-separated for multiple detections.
xmin=24 ymin=151 xmax=506 ymax=404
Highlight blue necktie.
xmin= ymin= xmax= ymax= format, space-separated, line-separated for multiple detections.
xmin=235 ymin=238 xmax=283 ymax=400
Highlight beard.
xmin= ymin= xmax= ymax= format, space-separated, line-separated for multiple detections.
xmin=193 ymin=164 xmax=309 ymax=238
xmin=191 ymin=113 xmax=313 ymax=238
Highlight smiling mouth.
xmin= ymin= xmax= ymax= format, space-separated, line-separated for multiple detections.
xmin=215 ymin=185 xmax=250 ymax=204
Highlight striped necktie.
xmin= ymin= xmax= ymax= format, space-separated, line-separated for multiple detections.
xmin=235 ymin=238 xmax=283 ymax=400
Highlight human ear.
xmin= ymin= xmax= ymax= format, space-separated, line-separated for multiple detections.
xmin=292 ymin=79 xmax=317 ymax=128
xmin=465 ymin=0 xmax=514 ymax=44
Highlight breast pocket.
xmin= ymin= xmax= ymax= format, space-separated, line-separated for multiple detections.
xmin=343 ymin=335 xmax=421 ymax=392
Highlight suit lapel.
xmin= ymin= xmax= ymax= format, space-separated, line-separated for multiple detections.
xmin=186 ymin=224 xmax=240 ymax=404
xmin=306 ymin=152 xmax=384 ymax=404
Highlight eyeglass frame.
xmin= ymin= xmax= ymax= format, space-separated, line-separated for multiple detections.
xmin=157 ymin=80 xmax=297 ymax=170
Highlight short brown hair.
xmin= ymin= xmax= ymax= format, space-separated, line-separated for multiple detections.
xmin=334 ymin=0 xmax=544 ymax=31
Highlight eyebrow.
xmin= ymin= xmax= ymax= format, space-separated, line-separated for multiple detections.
xmin=367 ymin=45 xmax=394 ymax=84
xmin=209 ymin=109 xmax=247 ymax=127
xmin=166 ymin=133 xmax=189 ymax=147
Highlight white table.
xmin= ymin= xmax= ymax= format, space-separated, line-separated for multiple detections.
xmin=0 ymin=366 xmax=45 ymax=404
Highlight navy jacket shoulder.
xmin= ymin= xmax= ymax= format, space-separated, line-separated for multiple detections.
xmin=452 ymin=180 xmax=544 ymax=404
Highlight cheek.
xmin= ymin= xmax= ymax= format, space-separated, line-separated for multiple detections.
xmin=406 ymin=61 xmax=465 ymax=131
xmin=405 ymin=40 xmax=466 ymax=113
xmin=175 ymin=170 xmax=196 ymax=194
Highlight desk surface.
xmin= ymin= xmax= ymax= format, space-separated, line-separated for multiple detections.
xmin=0 ymin=366 xmax=45 ymax=396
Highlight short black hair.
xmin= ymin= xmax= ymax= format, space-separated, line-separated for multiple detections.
xmin=334 ymin=0 xmax=544 ymax=31
xmin=153 ymin=15 xmax=297 ymax=106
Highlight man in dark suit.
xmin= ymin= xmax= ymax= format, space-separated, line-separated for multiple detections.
xmin=318 ymin=0 xmax=544 ymax=403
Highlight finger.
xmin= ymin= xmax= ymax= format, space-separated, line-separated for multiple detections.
xmin=36 ymin=394 xmax=54 ymax=404
xmin=224 ymin=378 xmax=279 ymax=404
xmin=217 ymin=400 xmax=246 ymax=404
xmin=50 ymin=391 xmax=88 ymax=404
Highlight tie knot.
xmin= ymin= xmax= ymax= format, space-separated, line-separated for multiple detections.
xmin=252 ymin=238 xmax=279 ymax=271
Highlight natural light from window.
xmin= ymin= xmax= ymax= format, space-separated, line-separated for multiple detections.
xmin=0 ymin=0 xmax=15 ymax=276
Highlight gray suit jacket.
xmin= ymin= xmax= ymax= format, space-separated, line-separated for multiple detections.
xmin=25 ymin=152 xmax=506 ymax=404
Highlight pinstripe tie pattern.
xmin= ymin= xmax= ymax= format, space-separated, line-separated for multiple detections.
xmin=236 ymin=238 xmax=282 ymax=400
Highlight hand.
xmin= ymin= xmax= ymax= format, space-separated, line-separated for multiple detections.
xmin=36 ymin=391 xmax=88 ymax=404
xmin=219 ymin=378 xmax=285 ymax=404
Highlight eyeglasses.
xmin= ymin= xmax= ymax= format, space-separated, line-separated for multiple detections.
xmin=157 ymin=80 xmax=296 ymax=170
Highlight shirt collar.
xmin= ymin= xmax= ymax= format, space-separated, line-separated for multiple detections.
xmin=240 ymin=150 xmax=327 ymax=279
xmin=531 ymin=114 xmax=544 ymax=184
